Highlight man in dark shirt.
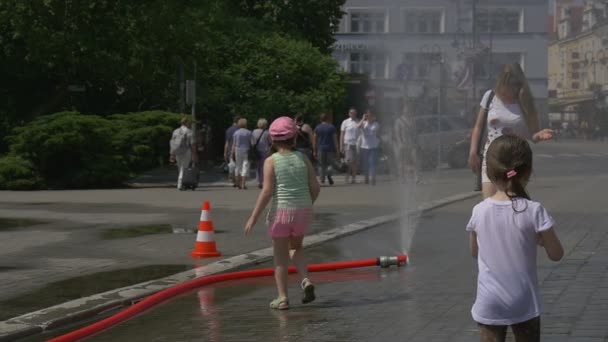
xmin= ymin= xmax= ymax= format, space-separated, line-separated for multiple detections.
xmin=313 ymin=113 xmax=338 ymax=185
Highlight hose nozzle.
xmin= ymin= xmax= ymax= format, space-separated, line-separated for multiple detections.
xmin=377 ymin=255 xmax=408 ymax=268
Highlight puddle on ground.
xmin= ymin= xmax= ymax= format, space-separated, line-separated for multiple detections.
xmin=101 ymin=224 xmax=174 ymax=239
xmin=0 ymin=264 xmax=192 ymax=321
xmin=0 ymin=218 xmax=47 ymax=231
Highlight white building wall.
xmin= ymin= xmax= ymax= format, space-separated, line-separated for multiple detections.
xmin=333 ymin=0 xmax=549 ymax=115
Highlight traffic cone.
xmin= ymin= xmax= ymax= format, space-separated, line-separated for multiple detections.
xmin=191 ymin=201 xmax=222 ymax=258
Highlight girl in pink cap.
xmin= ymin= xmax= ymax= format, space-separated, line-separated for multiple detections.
xmin=245 ymin=116 xmax=321 ymax=310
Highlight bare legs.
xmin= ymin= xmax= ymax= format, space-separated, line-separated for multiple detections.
xmin=478 ymin=317 xmax=540 ymax=342
xmin=272 ymin=236 xmax=311 ymax=300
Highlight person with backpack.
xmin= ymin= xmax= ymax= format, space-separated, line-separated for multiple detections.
xmin=170 ymin=117 xmax=197 ymax=190
xmin=468 ymin=63 xmax=554 ymax=199
xmin=294 ymin=114 xmax=314 ymax=162
xmin=251 ymin=118 xmax=271 ymax=189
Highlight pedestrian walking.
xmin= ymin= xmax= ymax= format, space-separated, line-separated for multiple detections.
xmin=340 ymin=107 xmax=360 ymax=184
xmin=224 ymin=116 xmax=240 ymax=187
xmin=466 ymin=134 xmax=563 ymax=342
xmin=358 ymin=109 xmax=381 ymax=185
xmin=294 ymin=114 xmax=314 ymax=162
xmin=468 ymin=63 xmax=554 ymax=199
xmin=244 ymin=116 xmax=320 ymax=310
xmin=251 ymin=118 xmax=271 ymax=189
xmin=231 ymin=118 xmax=252 ymax=190
xmin=169 ymin=117 xmax=197 ymax=190
xmin=393 ymin=102 xmax=419 ymax=183
xmin=313 ymin=113 xmax=338 ymax=185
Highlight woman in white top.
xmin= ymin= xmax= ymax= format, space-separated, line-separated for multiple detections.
xmin=232 ymin=118 xmax=252 ymax=189
xmin=468 ymin=63 xmax=554 ymax=198
xmin=357 ymin=109 xmax=381 ymax=185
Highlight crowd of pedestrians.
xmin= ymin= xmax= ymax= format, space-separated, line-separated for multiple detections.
xmin=210 ymin=107 xmax=417 ymax=190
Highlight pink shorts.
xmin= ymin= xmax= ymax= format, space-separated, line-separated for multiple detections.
xmin=267 ymin=207 xmax=312 ymax=238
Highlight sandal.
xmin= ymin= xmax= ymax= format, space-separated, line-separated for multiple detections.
xmin=301 ymin=279 xmax=316 ymax=304
xmin=269 ymin=297 xmax=289 ymax=310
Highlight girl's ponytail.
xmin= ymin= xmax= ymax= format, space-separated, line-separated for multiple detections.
xmin=486 ymin=135 xmax=533 ymax=211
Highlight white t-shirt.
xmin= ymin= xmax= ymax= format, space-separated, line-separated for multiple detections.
xmin=480 ymin=90 xmax=527 ymax=156
xmin=466 ymin=198 xmax=555 ymax=325
xmin=360 ymin=121 xmax=380 ymax=149
xmin=341 ymin=117 xmax=360 ymax=146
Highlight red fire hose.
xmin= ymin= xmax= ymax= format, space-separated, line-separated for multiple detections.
xmin=48 ymin=255 xmax=407 ymax=342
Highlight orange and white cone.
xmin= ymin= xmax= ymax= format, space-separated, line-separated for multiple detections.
xmin=191 ymin=201 xmax=221 ymax=258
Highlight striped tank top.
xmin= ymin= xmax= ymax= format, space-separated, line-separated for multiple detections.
xmin=270 ymin=151 xmax=312 ymax=211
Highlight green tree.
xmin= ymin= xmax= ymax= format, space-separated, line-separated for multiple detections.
xmin=0 ymin=0 xmax=347 ymax=157
xmin=232 ymin=0 xmax=346 ymax=53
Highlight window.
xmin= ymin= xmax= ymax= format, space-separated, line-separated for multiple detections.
xmin=475 ymin=53 xmax=522 ymax=79
xmin=572 ymin=52 xmax=580 ymax=59
xmin=572 ymin=72 xmax=580 ymax=79
xmin=402 ymin=53 xmax=442 ymax=79
xmin=404 ymin=9 xmax=443 ymax=33
xmin=572 ymin=82 xmax=580 ymax=89
xmin=350 ymin=11 xmax=386 ymax=33
xmin=476 ymin=9 xmax=521 ymax=33
xmin=349 ymin=52 xmax=387 ymax=79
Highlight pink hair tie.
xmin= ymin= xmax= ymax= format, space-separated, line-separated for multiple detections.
xmin=506 ymin=170 xmax=517 ymax=179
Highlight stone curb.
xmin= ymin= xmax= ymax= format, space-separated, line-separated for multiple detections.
xmin=0 ymin=191 xmax=479 ymax=341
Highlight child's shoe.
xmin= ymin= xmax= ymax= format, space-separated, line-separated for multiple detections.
xmin=301 ymin=278 xmax=316 ymax=304
xmin=269 ymin=297 xmax=289 ymax=310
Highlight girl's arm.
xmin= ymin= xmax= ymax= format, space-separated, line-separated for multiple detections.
xmin=305 ymin=157 xmax=320 ymax=202
xmin=244 ymin=158 xmax=276 ymax=235
xmin=539 ymin=228 xmax=564 ymax=261
xmin=469 ymin=231 xmax=478 ymax=259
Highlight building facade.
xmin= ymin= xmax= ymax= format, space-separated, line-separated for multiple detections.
xmin=332 ymin=0 xmax=549 ymax=123
xmin=548 ymin=0 xmax=608 ymax=125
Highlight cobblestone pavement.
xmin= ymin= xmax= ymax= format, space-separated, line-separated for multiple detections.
xmin=45 ymin=171 xmax=608 ymax=342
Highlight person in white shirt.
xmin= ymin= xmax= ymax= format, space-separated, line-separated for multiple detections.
xmin=357 ymin=109 xmax=381 ymax=185
xmin=468 ymin=63 xmax=553 ymax=199
xmin=169 ymin=117 xmax=197 ymax=190
xmin=340 ymin=107 xmax=360 ymax=184
xmin=466 ymin=135 xmax=563 ymax=342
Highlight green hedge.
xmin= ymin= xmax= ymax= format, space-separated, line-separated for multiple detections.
xmin=1 ymin=111 xmax=181 ymax=190
xmin=0 ymin=156 xmax=44 ymax=190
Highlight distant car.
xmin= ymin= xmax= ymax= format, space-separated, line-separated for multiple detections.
xmin=414 ymin=115 xmax=471 ymax=170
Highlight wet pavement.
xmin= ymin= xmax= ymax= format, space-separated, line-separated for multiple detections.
xmin=35 ymin=166 xmax=608 ymax=341
xmin=4 ymin=140 xmax=608 ymax=341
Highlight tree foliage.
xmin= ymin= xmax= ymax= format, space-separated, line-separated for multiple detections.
xmin=0 ymin=0 xmax=345 ymax=131
xmin=232 ymin=0 xmax=346 ymax=53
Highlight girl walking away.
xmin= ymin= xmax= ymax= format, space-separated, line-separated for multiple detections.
xmin=245 ymin=116 xmax=321 ymax=310
xmin=466 ymin=135 xmax=564 ymax=342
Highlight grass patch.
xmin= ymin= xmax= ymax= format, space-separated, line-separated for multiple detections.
xmin=0 ymin=218 xmax=46 ymax=231
xmin=0 ymin=264 xmax=191 ymax=321
xmin=102 ymin=224 xmax=173 ymax=240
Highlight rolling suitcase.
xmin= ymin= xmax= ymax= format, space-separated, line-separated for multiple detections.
xmin=181 ymin=162 xmax=199 ymax=190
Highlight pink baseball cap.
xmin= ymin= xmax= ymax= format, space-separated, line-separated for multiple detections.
xmin=269 ymin=116 xmax=297 ymax=141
